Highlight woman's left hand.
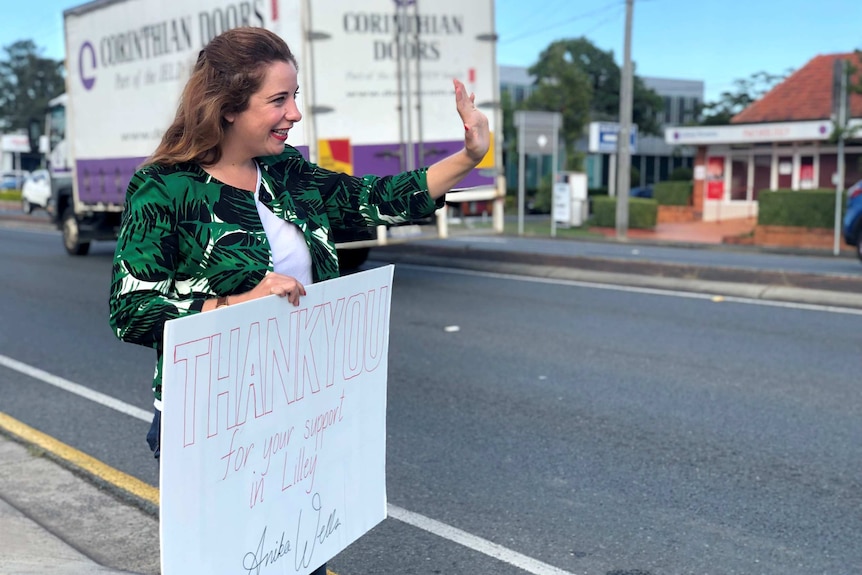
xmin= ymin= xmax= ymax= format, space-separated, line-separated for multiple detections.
xmin=454 ymin=79 xmax=490 ymax=164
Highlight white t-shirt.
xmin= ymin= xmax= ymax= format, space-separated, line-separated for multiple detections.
xmin=254 ymin=163 xmax=313 ymax=285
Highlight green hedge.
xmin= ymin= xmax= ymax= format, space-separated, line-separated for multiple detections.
xmin=757 ymin=189 xmax=846 ymax=227
xmin=653 ymin=181 xmax=692 ymax=206
xmin=591 ymin=196 xmax=657 ymax=229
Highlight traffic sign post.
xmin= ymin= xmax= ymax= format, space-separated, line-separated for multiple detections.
xmin=587 ymin=122 xmax=638 ymax=198
xmin=588 ymin=122 xmax=638 ymax=155
xmin=514 ymin=111 xmax=563 ymax=236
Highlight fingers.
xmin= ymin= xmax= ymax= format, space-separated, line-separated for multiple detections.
xmin=452 ymin=78 xmax=489 ymax=161
xmin=263 ymin=273 xmax=306 ymax=306
xmin=452 ymin=79 xmax=475 ymax=115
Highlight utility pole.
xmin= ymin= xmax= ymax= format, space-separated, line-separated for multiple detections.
xmin=615 ymin=0 xmax=634 ymax=240
xmin=832 ymin=58 xmax=848 ymax=256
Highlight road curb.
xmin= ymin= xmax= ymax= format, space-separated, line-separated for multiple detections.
xmin=373 ymin=246 xmax=862 ymax=310
xmin=0 ymin=413 xmax=159 ymax=515
xmin=0 ymin=415 xmax=159 ymax=574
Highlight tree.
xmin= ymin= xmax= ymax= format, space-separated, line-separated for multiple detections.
xmin=0 ymin=40 xmax=65 ymax=141
xmin=525 ymin=39 xmax=593 ymax=169
xmin=699 ymin=70 xmax=788 ymax=126
xmin=830 ymin=50 xmax=862 ymax=143
xmin=524 ymin=37 xmax=663 ymax=168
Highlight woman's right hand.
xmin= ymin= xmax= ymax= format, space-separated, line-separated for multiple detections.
xmin=243 ymin=272 xmax=307 ymax=307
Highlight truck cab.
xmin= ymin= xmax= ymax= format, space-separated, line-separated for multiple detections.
xmin=41 ymin=94 xmax=126 ymax=255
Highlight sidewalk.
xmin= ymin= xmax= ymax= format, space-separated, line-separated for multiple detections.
xmin=591 ymin=217 xmax=758 ymax=245
xmin=0 ymin=422 xmax=159 ymax=575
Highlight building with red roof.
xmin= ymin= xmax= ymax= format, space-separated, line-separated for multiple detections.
xmin=665 ymin=52 xmax=862 ymax=221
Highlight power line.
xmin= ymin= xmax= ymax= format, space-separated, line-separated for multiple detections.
xmin=500 ymin=0 xmax=622 ymax=45
xmin=502 ymin=0 xmax=578 ymax=35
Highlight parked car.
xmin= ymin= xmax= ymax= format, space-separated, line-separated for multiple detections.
xmin=1 ymin=171 xmax=28 ymax=190
xmin=21 ymin=169 xmax=51 ymax=213
xmin=842 ymin=178 xmax=862 ymax=263
xmin=629 ymin=185 xmax=653 ymax=198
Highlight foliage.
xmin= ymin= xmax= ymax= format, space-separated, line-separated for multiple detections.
xmin=669 ymin=166 xmax=692 ymax=181
xmin=0 ymin=40 xmax=65 ymax=143
xmin=524 ymin=37 xmax=663 ymax=168
xmin=699 ymin=70 xmax=788 ymax=125
xmin=532 ymin=174 xmax=554 ymax=213
xmin=653 ymin=181 xmax=691 ymax=206
xmin=828 ymin=50 xmax=862 ymax=143
xmin=500 ymin=88 xmax=518 ymax=162
xmin=590 ymin=196 xmax=657 ymax=229
xmin=757 ymin=189 xmax=846 ymax=227
xmin=524 ymin=39 xmax=593 ymax=168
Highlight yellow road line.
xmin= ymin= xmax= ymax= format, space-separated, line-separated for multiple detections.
xmin=0 ymin=411 xmax=160 ymax=506
xmin=0 ymin=412 xmax=339 ymax=575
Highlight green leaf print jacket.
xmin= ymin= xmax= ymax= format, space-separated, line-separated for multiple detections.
xmin=109 ymin=146 xmax=443 ymax=404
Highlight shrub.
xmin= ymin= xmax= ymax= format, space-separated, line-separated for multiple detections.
xmin=653 ymin=181 xmax=692 ymax=206
xmin=590 ymin=196 xmax=657 ymax=229
xmin=757 ymin=189 xmax=845 ymax=227
xmin=532 ymin=175 xmax=552 ymax=214
xmin=669 ymin=166 xmax=693 ymax=181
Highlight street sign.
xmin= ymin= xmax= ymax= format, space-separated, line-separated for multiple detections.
xmin=588 ymin=121 xmax=638 ymax=154
xmin=1 ymin=134 xmax=30 ymax=153
xmin=552 ymin=182 xmax=571 ymax=225
xmin=515 ymin=111 xmax=562 ymax=155
xmin=514 ymin=110 xmax=563 ymax=236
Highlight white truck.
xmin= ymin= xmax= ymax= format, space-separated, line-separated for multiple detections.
xmin=44 ymin=0 xmax=503 ymax=263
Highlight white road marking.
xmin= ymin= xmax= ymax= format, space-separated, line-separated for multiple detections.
xmin=0 ymin=354 xmax=151 ymax=422
xmin=392 ymin=262 xmax=862 ymax=316
xmin=388 ymin=504 xmax=578 ymax=575
xmin=0 ymin=353 xmax=577 ymax=575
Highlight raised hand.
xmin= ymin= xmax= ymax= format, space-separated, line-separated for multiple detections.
xmin=453 ymin=79 xmax=490 ymax=164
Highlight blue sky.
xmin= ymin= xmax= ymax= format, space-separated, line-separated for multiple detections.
xmin=4 ymin=0 xmax=862 ymax=102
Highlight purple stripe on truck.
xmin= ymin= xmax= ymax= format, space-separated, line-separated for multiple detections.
xmin=76 ymin=157 xmax=146 ymax=204
xmin=75 ymin=141 xmax=491 ymax=205
xmin=353 ymin=141 xmax=494 ymax=188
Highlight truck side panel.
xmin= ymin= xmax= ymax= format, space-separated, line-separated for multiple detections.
xmin=63 ymin=0 xmax=499 ymax=210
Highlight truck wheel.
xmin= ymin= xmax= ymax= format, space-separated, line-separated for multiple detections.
xmin=337 ymin=247 xmax=370 ymax=272
xmin=62 ymin=207 xmax=91 ymax=256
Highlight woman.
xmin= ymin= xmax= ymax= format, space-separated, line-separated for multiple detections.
xmin=108 ymin=25 xmax=489 ymax=573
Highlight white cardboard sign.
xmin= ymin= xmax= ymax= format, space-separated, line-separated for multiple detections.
xmin=160 ymin=265 xmax=394 ymax=574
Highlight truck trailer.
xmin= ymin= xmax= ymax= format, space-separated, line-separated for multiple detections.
xmin=43 ymin=0 xmax=504 ymax=263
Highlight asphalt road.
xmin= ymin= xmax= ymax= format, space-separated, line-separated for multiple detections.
xmin=421 ymin=232 xmax=862 ymax=278
xmin=1 ymin=224 xmax=860 ymax=574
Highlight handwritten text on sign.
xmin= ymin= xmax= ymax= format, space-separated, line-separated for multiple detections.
xmin=160 ymin=266 xmax=394 ymax=575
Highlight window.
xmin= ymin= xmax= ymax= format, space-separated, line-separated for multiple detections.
xmin=777 ymin=155 xmax=793 ymax=189
xmin=844 ymin=152 xmax=862 ymax=186
xmin=753 ymin=155 xmax=771 ymax=200
xmin=730 ymin=157 xmax=748 ymax=201
xmin=48 ymin=105 xmax=66 ymax=150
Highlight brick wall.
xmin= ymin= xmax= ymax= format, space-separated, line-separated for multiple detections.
xmin=657 ymin=205 xmax=699 ymax=223
xmin=753 ymin=226 xmax=853 ymax=251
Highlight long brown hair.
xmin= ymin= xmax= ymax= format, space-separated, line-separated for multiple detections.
xmin=146 ymin=27 xmax=297 ymax=167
